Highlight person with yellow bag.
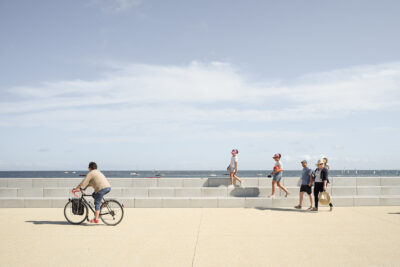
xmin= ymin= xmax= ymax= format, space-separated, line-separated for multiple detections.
xmin=311 ymin=159 xmax=333 ymax=212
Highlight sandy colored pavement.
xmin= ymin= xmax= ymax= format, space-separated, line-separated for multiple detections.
xmin=1 ymin=207 xmax=400 ymax=267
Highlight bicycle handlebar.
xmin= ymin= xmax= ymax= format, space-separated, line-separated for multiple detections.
xmin=72 ymin=188 xmax=85 ymax=197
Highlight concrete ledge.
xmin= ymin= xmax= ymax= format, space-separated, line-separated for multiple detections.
xmin=357 ymin=178 xmax=380 ymax=186
xmin=0 ymin=198 xmax=25 ymax=208
xmin=175 ymin=188 xmax=201 ymax=197
xmin=57 ymin=178 xmax=81 ymax=188
xmin=241 ymin=178 xmax=259 ymax=187
xmin=0 ymin=179 xmax=7 ymax=187
xmin=43 ymin=188 xmax=70 ymax=198
xmin=330 ymin=197 xmax=354 ymax=207
xmin=283 ymin=178 xmax=299 ymax=187
xmin=148 ymin=188 xmax=175 ymax=197
xmin=272 ymin=198 xmax=298 ymax=207
xmin=109 ymin=178 xmax=133 ymax=187
xmin=245 ymin=198 xmax=272 ymax=208
xmin=0 ymin=188 xmax=18 ymax=197
xmin=381 ymin=178 xmax=400 ymax=186
xmin=163 ymin=198 xmax=191 ymax=208
xmin=228 ymin=187 xmax=260 ymax=197
xmin=183 ymin=178 xmax=208 ymax=187
xmin=332 ymin=187 xmax=357 ymax=196
xmin=7 ymin=179 xmax=32 ymax=188
xmin=134 ymin=198 xmax=162 ymax=208
xmin=24 ymin=199 xmax=52 ymax=208
xmin=158 ymin=178 xmax=183 ymax=187
xmin=189 ymin=198 xmax=218 ymax=208
xmin=132 ymin=179 xmax=158 ymax=187
xmin=207 ymin=178 xmax=231 ymax=187
xmin=201 ymin=188 xmax=227 ymax=197
xmin=356 ymin=186 xmax=381 ymax=196
xmin=332 ymin=178 xmax=357 ymax=186
xmin=17 ymin=188 xmax=43 ymax=197
xmin=218 ymin=198 xmax=245 ymax=208
xmin=121 ymin=188 xmax=148 ymax=197
xmin=32 ymin=179 xmax=59 ymax=188
xmin=380 ymin=196 xmax=400 ymax=205
xmin=381 ymin=187 xmax=400 ymax=195
xmin=354 ymin=197 xmax=380 ymax=206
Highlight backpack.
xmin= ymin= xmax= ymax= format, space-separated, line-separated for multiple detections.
xmin=72 ymin=199 xmax=85 ymax=215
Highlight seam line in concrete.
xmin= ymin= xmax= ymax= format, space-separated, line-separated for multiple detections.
xmin=191 ymin=209 xmax=203 ymax=267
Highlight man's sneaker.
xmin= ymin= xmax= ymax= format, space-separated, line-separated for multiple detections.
xmin=311 ymin=208 xmax=318 ymax=212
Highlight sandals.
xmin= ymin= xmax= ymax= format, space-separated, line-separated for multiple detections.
xmin=90 ymin=219 xmax=99 ymax=224
xmin=294 ymin=205 xmax=302 ymax=209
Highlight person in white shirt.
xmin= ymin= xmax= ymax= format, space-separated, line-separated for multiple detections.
xmin=227 ymin=149 xmax=242 ymax=187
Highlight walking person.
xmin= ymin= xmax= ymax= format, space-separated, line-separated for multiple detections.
xmin=268 ymin=153 xmax=290 ymax=198
xmin=311 ymin=159 xmax=333 ymax=212
xmin=227 ymin=149 xmax=242 ymax=187
xmin=294 ymin=160 xmax=313 ymax=210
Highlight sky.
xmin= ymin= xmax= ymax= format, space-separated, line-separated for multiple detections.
xmin=0 ymin=0 xmax=399 ymax=170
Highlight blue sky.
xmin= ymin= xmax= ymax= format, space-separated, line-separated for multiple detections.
xmin=0 ymin=0 xmax=399 ymax=170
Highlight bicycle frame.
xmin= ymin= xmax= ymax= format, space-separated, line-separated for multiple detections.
xmin=73 ymin=192 xmax=113 ymax=218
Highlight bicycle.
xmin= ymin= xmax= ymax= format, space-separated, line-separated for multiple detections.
xmin=64 ymin=188 xmax=124 ymax=226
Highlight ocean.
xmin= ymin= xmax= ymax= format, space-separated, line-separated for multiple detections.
xmin=0 ymin=170 xmax=399 ymax=178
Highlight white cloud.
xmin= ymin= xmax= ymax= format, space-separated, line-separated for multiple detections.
xmin=88 ymin=0 xmax=141 ymax=13
xmin=1 ymin=61 xmax=399 ymax=142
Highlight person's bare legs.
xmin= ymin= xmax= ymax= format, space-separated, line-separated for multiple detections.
xmin=95 ymin=210 xmax=100 ymax=220
xmin=230 ymin=172 xmax=234 ymax=185
xmin=269 ymin=180 xmax=276 ymax=197
xmin=308 ymin=194 xmax=313 ymax=208
xmin=233 ymin=173 xmax=242 ymax=185
xmin=299 ymin=191 xmax=304 ymax=206
xmin=277 ymin=182 xmax=290 ymax=196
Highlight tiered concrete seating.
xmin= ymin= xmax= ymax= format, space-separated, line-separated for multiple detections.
xmin=0 ymin=177 xmax=399 ymax=208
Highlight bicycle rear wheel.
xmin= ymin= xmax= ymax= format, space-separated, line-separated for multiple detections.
xmin=64 ymin=200 xmax=88 ymax=225
xmin=100 ymin=199 xmax=124 ymax=226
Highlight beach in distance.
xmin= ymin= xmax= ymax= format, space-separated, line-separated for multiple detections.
xmin=0 ymin=170 xmax=399 ymax=178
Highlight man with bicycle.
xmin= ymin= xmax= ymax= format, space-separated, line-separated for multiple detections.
xmin=72 ymin=162 xmax=111 ymax=223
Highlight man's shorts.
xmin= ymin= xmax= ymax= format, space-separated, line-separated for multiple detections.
xmin=300 ymin=185 xmax=312 ymax=194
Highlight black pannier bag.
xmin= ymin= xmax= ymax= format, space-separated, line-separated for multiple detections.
xmin=72 ymin=199 xmax=84 ymax=215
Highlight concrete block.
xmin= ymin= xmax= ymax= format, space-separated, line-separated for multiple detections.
xmin=356 ymin=187 xmax=381 ymax=196
xmin=17 ymin=188 xmax=43 ymax=197
xmin=0 ymin=198 xmax=24 ymax=208
xmin=148 ymin=188 xmax=175 ymax=197
xmin=207 ymin=178 xmax=231 ymax=187
xmin=52 ymin=199 xmax=67 ymax=208
xmin=163 ymin=198 xmax=191 ymax=208
xmin=356 ymin=178 xmax=380 ymax=186
xmin=7 ymin=178 xmax=32 ymax=188
xmin=380 ymin=187 xmax=400 ymax=195
xmin=332 ymin=187 xmax=356 ymax=196
xmin=201 ymin=188 xmax=227 ymax=197
xmin=228 ymin=187 xmax=260 ymax=197
xmin=175 ymin=188 xmax=201 ymax=197
xmin=241 ymin=178 xmax=259 ymax=187
xmin=107 ymin=188 xmax=123 ymax=197
xmin=380 ymin=178 xmax=400 ymax=186
xmin=379 ymin=197 xmax=400 ymax=206
xmin=109 ymin=178 xmax=133 ymax=187
xmin=258 ymin=178 xmax=272 ymax=187
xmin=183 ymin=178 xmax=208 ymax=187
xmin=272 ymin=198 xmax=298 ymax=207
xmin=332 ymin=178 xmax=356 ymax=186
xmin=57 ymin=178 xmax=82 ymax=188
xmin=0 ymin=188 xmax=17 ymax=197
xmin=0 ymin=179 xmax=7 ymax=187
xmin=24 ymin=199 xmax=52 ymax=208
xmin=218 ymin=198 xmax=245 ymax=208
xmin=121 ymin=188 xmax=148 ymax=197
xmin=189 ymin=198 xmax=218 ymax=208
xmin=354 ymin=197 xmax=380 ymax=206
xmin=283 ymin=178 xmax=300 ymax=187
xmin=132 ymin=179 xmax=158 ymax=187
xmin=258 ymin=187 xmax=272 ymax=197
xmin=330 ymin=197 xmax=354 ymax=207
xmin=134 ymin=198 xmax=162 ymax=208
xmin=43 ymin=188 xmax=70 ymax=197
xmin=115 ymin=198 xmax=135 ymax=208
xmin=32 ymin=179 xmax=58 ymax=188
xmin=245 ymin=198 xmax=273 ymax=208
xmin=157 ymin=178 xmax=183 ymax=187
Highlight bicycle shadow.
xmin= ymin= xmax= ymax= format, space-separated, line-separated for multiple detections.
xmin=25 ymin=220 xmax=103 ymax=226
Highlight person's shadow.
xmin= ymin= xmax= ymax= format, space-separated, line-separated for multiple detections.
xmin=254 ymin=207 xmax=311 ymax=213
xmin=25 ymin=220 xmax=99 ymax=226
xmin=388 ymin=212 xmax=400 ymax=215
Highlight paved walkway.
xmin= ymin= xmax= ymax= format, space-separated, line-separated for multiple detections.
xmin=1 ymin=207 xmax=400 ymax=266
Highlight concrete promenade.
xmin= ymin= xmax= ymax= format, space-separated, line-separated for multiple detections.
xmin=1 ymin=207 xmax=400 ymax=267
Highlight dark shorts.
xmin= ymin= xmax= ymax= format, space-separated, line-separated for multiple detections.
xmin=300 ymin=185 xmax=312 ymax=194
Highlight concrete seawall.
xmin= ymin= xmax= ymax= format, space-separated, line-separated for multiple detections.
xmin=1 ymin=177 xmax=399 ymax=208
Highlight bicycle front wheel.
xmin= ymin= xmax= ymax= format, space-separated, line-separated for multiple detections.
xmin=100 ymin=199 xmax=124 ymax=226
xmin=64 ymin=200 xmax=88 ymax=225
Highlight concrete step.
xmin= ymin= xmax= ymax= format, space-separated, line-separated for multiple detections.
xmin=1 ymin=186 xmax=400 ymax=198
xmin=1 ymin=196 xmax=400 ymax=208
xmin=1 ymin=177 xmax=400 ymax=188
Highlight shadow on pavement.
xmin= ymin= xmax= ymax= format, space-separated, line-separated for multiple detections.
xmin=25 ymin=220 xmax=101 ymax=226
xmin=388 ymin=212 xmax=400 ymax=215
xmin=253 ymin=207 xmax=314 ymax=213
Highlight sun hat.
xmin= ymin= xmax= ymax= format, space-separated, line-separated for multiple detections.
xmin=318 ymin=191 xmax=331 ymax=205
xmin=272 ymin=153 xmax=280 ymax=159
xmin=231 ymin=149 xmax=239 ymax=154
xmin=316 ymin=159 xmax=324 ymax=166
